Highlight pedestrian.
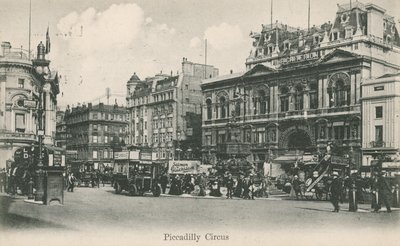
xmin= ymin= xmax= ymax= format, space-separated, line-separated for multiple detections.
xmin=370 ymin=174 xmax=380 ymax=211
xmin=226 ymin=173 xmax=234 ymax=199
xmin=292 ymin=175 xmax=303 ymax=200
xmin=160 ymin=172 xmax=169 ymax=194
xmin=329 ymin=172 xmax=342 ymax=212
xmin=67 ymin=173 xmax=76 ymax=192
xmin=234 ymin=174 xmax=244 ymax=197
xmin=0 ymin=168 xmax=6 ymax=193
xmin=374 ymin=171 xmax=392 ymax=213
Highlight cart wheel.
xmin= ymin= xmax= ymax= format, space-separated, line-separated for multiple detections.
xmin=152 ymin=184 xmax=161 ymax=197
xmin=115 ymin=182 xmax=122 ymax=194
xmin=129 ymin=184 xmax=138 ymax=196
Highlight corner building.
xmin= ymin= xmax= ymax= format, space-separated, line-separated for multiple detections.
xmin=127 ymin=58 xmax=218 ymax=162
xmin=0 ymin=41 xmax=59 ymax=169
xmin=201 ymin=2 xmax=400 ymax=171
xmin=64 ymin=103 xmax=128 ymax=171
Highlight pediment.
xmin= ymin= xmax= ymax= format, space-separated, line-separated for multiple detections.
xmin=318 ymin=49 xmax=360 ymax=65
xmin=244 ymin=64 xmax=276 ymax=77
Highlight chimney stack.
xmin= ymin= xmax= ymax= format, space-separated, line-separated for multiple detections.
xmin=1 ymin=42 xmax=11 ymax=56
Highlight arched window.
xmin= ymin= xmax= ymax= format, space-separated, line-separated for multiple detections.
xmin=206 ymin=99 xmax=212 ymax=120
xmin=294 ymin=84 xmax=304 ymax=110
xmin=258 ymin=89 xmax=269 ymax=114
xmin=334 ymin=80 xmax=350 ymax=106
xmin=280 ymin=86 xmax=289 ymax=112
xmin=220 ymin=96 xmax=227 ymax=118
xmin=328 ymin=73 xmax=350 ymax=107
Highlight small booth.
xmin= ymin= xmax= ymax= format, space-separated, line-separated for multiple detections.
xmin=44 ymin=145 xmax=65 ymax=205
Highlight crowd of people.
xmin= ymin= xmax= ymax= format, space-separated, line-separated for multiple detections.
xmin=159 ymin=171 xmax=272 ymax=199
xmin=0 ymin=165 xmax=35 ymax=196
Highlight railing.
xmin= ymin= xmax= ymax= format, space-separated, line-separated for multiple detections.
xmin=370 ymin=141 xmax=386 ymax=148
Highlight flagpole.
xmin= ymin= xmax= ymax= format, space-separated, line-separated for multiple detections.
xmin=204 ymin=39 xmax=207 ymax=79
xmin=28 ymin=0 xmax=32 ymax=60
xmin=270 ymin=0 xmax=273 ymax=29
xmin=308 ymin=0 xmax=311 ymax=32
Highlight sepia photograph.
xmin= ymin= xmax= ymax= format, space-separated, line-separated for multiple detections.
xmin=0 ymin=0 xmax=399 ymax=245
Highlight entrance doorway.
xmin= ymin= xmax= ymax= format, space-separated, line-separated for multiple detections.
xmin=287 ymin=130 xmax=312 ymax=151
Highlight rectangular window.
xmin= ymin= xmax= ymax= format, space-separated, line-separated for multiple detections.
xmin=93 ymin=124 xmax=98 ymax=131
xmin=104 ymin=125 xmax=108 ymax=132
xmin=375 ymin=106 xmax=383 ymax=118
xmin=93 ymin=150 xmax=98 ymax=159
xmin=93 ymin=113 xmax=98 ymax=119
xmin=104 ymin=136 xmax=108 ymax=143
xmin=375 ymin=125 xmax=383 ymax=142
xmin=15 ymin=113 xmax=25 ymax=132
xmin=93 ymin=136 xmax=98 ymax=143
xmin=104 ymin=150 xmax=108 ymax=159
xmin=18 ymin=79 xmax=24 ymax=88
xmin=145 ymin=122 xmax=147 ymax=130
xmin=374 ymin=86 xmax=384 ymax=91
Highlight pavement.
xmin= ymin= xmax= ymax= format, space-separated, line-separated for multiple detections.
xmin=1 ymin=186 xmax=399 ymax=246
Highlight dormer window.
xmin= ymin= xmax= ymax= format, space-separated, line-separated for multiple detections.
xmin=268 ymin=46 xmax=273 ymax=54
xmin=341 ymin=13 xmax=349 ymax=24
xmin=383 ymin=22 xmax=387 ymax=30
xmin=284 ymin=41 xmax=290 ymax=50
xmin=330 ymin=31 xmax=339 ymax=41
xmin=386 ymin=35 xmax=392 ymax=43
xmin=313 ymin=35 xmax=320 ymax=44
xmin=391 ymin=24 xmax=395 ymax=34
xmin=345 ymin=27 xmax=353 ymax=39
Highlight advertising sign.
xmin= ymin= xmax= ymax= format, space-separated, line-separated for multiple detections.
xmin=382 ymin=162 xmax=400 ymax=169
xmin=168 ymin=160 xmax=200 ymax=174
xmin=114 ymin=151 xmax=129 ymax=160
xmin=140 ymin=152 xmax=152 ymax=160
xmin=129 ymin=150 xmax=140 ymax=160
xmin=23 ymin=100 xmax=37 ymax=109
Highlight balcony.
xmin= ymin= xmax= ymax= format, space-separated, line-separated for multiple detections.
xmin=370 ymin=141 xmax=386 ymax=148
xmin=0 ymin=130 xmax=36 ymax=143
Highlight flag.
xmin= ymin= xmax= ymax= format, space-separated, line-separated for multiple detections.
xmin=45 ymin=26 xmax=51 ymax=54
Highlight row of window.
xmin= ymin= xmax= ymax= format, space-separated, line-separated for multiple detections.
xmin=152 ymin=118 xmax=173 ymax=129
xmin=92 ymin=124 xmax=127 ymax=133
xmin=91 ymin=112 xmax=126 ymax=121
xmin=92 ymin=149 xmax=113 ymax=159
xmin=153 ymin=133 xmax=174 ymax=143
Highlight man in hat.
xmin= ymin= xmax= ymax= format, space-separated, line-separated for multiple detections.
xmin=329 ymin=172 xmax=342 ymax=212
xmin=225 ymin=173 xmax=234 ymax=199
xmin=375 ymin=171 xmax=392 ymax=213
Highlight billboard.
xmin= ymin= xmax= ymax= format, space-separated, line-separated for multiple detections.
xmin=168 ymin=160 xmax=200 ymax=174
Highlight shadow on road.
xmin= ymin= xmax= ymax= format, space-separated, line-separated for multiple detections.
xmin=296 ymin=207 xmax=332 ymax=213
xmin=0 ymin=195 xmax=70 ymax=231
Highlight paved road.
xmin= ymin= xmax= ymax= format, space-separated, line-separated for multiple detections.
xmin=1 ymin=186 xmax=399 ymax=246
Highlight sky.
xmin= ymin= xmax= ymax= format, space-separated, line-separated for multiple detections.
xmin=0 ymin=0 xmax=399 ymax=109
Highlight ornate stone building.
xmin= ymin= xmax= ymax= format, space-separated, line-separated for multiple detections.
xmin=126 ymin=58 xmax=218 ymax=163
xmin=201 ymin=2 xmax=400 ymax=171
xmin=0 ymin=41 xmax=59 ymax=169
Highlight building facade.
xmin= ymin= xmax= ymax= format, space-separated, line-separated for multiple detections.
xmin=201 ymin=2 xmax=400 ymax=171
xmin=0 ymin=41 xmax=59 ymax=169
xmin=361 ymin=73 xmax=400 ymax=164
xmin=64 ymin=102 xmax=128 ymax=170
xmin=55 ymin=110 xmax=68 ymax=149
xmin=126 ymin=58 xmax=218 ymax=163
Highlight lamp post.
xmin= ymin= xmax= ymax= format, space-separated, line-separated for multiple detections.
xmin=33 ymin=41 xmax=50 ymax=203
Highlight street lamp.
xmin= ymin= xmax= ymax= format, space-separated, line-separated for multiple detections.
xmin=33 ymin=41 xmax=50 ymax=203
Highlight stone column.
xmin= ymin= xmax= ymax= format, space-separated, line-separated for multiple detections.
xmin=318 ymin=77 xmax=323 ymax=108
xmin=350 ymin=72 xmax=356 ymax=105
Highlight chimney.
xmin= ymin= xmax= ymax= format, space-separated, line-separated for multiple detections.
xmin=88 ymin=103 xmax=92 ymax=108
xmin=37 ymin=41 xmax=46 ymax=60
xmin=230 ymin=69 xmax=233 ymax=74
xmin=1 ymin=42 xmax=11 ymax=56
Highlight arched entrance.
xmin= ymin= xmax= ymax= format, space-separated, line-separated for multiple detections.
xmin=279 ymin=126 xmax=315 ymax=151
xmin=287 ymin=130 xmax=312 ymax=151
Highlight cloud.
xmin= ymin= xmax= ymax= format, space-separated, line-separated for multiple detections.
xmin=204 ymin=23 xmax=244 ymax=50
xmin=53 ymin=3 xmax=179 ymax=107
xmin=189 ymin=37 xmax=201 ymax=48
